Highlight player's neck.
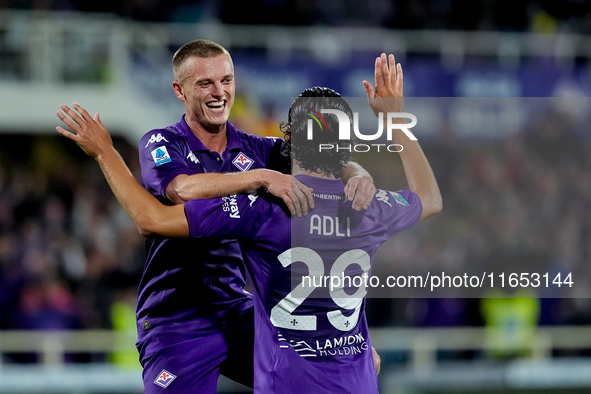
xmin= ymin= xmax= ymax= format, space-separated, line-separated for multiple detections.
xmin=293 ymin=162 xmax=335 ymax=179
xmin=185 ymin=116 xmax=228 ymax=154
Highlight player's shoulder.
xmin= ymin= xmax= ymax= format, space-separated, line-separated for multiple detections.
xmin=139 ymin=124 xmax=184 ymax=150
xmin=233 ymin=126 xmax=282 ymax=147
xmin=372 ymin=189 xmax=416 ymax=210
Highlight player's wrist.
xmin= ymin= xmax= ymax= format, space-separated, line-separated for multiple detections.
xmin=95 ymin=146 xmax=120 ymax=165
xmin=252 ymin=169 xmax=272 ymax=190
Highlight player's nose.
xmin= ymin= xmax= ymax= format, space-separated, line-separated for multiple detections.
xmin=211 ymin=81 xmax=224 ymax=97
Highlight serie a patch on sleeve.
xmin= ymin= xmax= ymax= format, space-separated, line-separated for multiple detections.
xmin=390 ymin=191 xmax=410 ymax=206
xmin=151 ymin=146 xmax=172 ymax=166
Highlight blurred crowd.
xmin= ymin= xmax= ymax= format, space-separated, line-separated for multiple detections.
xmin=0 ymin=136 xmax=143 ymax=334
xmin=1 ymin=0 xmax=591 ymax=34
xmin=366 ymin=100 xmax=591 ymax=334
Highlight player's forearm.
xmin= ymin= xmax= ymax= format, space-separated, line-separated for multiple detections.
xmin=96 ymin=147 xmax=189 ymax=237
xmin=340 ymin=162 xmax=373 ymax=184
xmin=392 ymin=125 xmax=442 ymax=221
xmin=167 ymin=169 xmax=270 ymax=204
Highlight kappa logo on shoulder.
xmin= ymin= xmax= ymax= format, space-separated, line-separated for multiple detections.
xmin=154 ymin=369 xmax=177 ymax=388
xmin=375 ymin=190 xmax=392 ymax=208
xmin=145 ymin=133 xmax=170 ymax=148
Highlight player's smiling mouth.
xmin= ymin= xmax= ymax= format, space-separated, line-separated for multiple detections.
xmin=206 ymin=100 xmax=226 ymax=113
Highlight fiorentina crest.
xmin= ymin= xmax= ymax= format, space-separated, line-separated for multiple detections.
xmin=232 ymin=152 xmax=254 ymax=172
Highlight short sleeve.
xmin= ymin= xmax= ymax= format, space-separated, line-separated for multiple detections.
xmin=138 ymin=129 xmax=193 ymax=199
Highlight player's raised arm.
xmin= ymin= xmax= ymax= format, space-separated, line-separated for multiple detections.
xmin=56 ymin=104 xmax=190 ymax=237
xmin=363 ymin=53 xmax=442 ymax=221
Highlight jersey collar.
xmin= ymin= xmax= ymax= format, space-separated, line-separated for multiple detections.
xmin=179 ymin=116 xmax=241 ymax=153
xmin=295 ymin=174 xmax=345 ymax=194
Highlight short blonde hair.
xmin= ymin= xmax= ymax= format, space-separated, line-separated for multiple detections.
xmin=172 ymin=39 xmax=230 ymax=82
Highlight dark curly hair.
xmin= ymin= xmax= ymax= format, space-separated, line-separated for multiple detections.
xmin=281 ymin=87 xmax=354 ymax=178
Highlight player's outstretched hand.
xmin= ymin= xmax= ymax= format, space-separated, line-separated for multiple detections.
xmin=362 ymin=53 xmax=404 ymax=116
xmin=56 ymin=103 xmax=113 ymax=159
xmin=344 ymin=175 xmax=375 ymax=211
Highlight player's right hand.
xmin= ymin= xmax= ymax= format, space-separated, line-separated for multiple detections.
xmin=262 ymin=171 xmax=314 ymax=217
xmin=56 ymin=103 xmax=113 ymax=159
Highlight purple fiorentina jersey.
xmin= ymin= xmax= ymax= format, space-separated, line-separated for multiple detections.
xmin=136 ymin=116 xmax=285 ymax=349
xmin=185 ymin=175 xmax=422 ymax=393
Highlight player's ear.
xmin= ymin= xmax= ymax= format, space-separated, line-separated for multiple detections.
xmin=173 ymin=81 xmax=186 ymax=102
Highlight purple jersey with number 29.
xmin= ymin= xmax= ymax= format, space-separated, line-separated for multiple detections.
xmin=185 ymin=174 xmax=422 ymax=393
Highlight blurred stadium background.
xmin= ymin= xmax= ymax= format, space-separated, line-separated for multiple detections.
xmin=1 ymin=1 xmax=591 ymax=393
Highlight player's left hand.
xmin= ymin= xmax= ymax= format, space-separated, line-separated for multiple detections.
xmin=344 ymin=175 xmax=375 ymax=211
xmin=362 ymin=53 xmax=404 ymax=116
xmin=291 ymin=176 xmax=314 ymax=217
xmin=56 ymin=103 xmax=112 ymax=159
